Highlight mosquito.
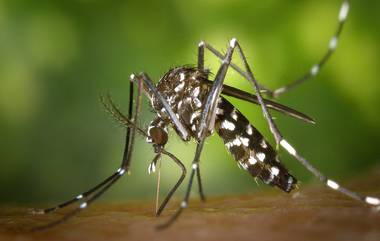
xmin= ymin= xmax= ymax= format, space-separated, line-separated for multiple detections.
xmin=31 ymin=0 xmax=379 ymax=231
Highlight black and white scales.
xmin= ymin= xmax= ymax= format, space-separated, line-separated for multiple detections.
xmin=31 ymin=1 xmax=380 ymax=231
xmin=147 ymin=66 xmax=296 ymax=192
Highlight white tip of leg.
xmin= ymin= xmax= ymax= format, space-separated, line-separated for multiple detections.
xmin=273 ymin=87 xmax=287 ymax=96
xmin=365 ymin=196 xmax=380 ymax=206
xmin=280 ymin=139 xmax=297 ymax=156
xmin=310 ymin=65 xmax=320 ymax=77
xmin=327 ymin=179 xmax=340 ymax=190
xmin=76 ymin=194 xmax=83 ymax=200
xmin=181 ymin=201 xmax=187 ymax=208
xmin=192 ymin=163 xmax=198 ymax=170
xmin=339 ymin=1 xmax=350 ymax=22
xmin=198 ymin=41 xmax=205 ymax=47
xmin=118 ymin=168 xmax=126 ymax=175
xmin=329 ymin=36 xmax=338 ymax=50
xmin=130 ymin=74 xmax=136 ymax=81
xmin=230 ymin=38 xmax=237 ymax=48
xmin=79 ymin=202 xmax=87 ymax=209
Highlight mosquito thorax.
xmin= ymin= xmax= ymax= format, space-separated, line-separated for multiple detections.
xmin=150 ymin=66 xmax=211 ymax=140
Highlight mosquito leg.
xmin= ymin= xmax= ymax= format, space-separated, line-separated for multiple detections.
xmin=157 ymin=145 xmax=209 ymax=229
xmin=198 ymin=41 xmax=205 ymax=70
xmin=235 ymin=40 xmax=283 ymax=147
xmin=230 ymin=38 xmax=380 ymax=210
xmin=156 ymin=165 xmax=194 ymax=229
xmin=136 ymin=73 xmax=190 ymax=141
xmin=284 ymin=143 xmax=380 ymax=209
xmin=268 ymin=0 xmax=350 ymax=97
xmin=155 ymin=150 xmax=187 ymax=216
xmin=32 ymin=79 xmax=137 ymax=216
xmin=32 ymin=172 xmax=124 ymax=231
xmin=200 ymin=41 xmax=248 ymax=80
xmin=195 ymin=41 xmax=209 ymax=202
xmin=200 ymin=41 xmax=271 ymax=94
xmin=158 ymin=39 xmax=237 ymax=229
xmin=32 ymin=75 xmax=143 ymax=231
xmin=201 ymin=38 xmax=283 ymax=147
xmin=32 ymin=170 xmax=122 ymax=215
xmin=121 ymin=76 xmax=143 ymax=170
xmin=196 ymin=166 xmax=206 ymax=202
xmin=200 ymin=1 xmax=350 ymax=98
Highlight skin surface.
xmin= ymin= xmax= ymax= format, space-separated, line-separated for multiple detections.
xmin=1 ymin=169 xmax=379 ymax=241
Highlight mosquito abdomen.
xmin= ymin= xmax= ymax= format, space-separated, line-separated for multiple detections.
xmin=215 ymin=97 xmax=297 ymax=193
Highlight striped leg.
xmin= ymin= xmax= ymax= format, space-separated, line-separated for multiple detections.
xmin=267 ymin=0 xmax=350 ymax=97
xmin=280 ymin=140 xmax=380 ymax=208
xmin=31 ymin=74 xmax=143 ymax=231
xmin=32 ymin=172 xmax=124 ymax=231
xmin=32 ymin=77 xmax=138 ymax=217
xmin=31 ymin=169 xmax=123 ymax=216
xmin=199 ymin=0 xmax=350 ymax=98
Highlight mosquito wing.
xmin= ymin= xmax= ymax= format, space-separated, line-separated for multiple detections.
xmin=202 ymin=79 xmax=315 ymax=124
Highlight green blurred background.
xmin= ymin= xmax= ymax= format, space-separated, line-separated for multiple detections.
xmin=0 ymin=0 xmax=379 ymax=205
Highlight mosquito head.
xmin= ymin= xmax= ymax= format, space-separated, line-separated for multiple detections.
xmin=149 ymin=126 xmax=168 ymax=148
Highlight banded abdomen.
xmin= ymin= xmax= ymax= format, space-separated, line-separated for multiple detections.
xmin=215 ymin=97 xmax=297 ymax=192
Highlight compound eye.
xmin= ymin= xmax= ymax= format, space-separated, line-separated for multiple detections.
xmin=149 ymin=127 xmax=168 ymax=146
